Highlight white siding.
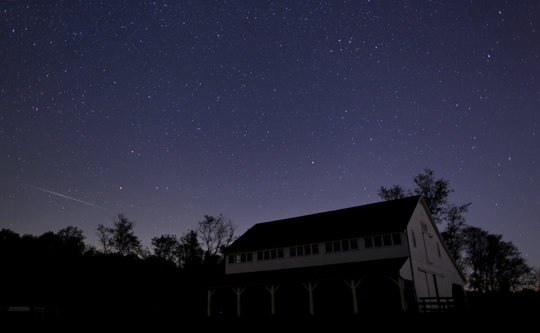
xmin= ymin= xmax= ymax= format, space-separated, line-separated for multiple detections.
xmin=226 ymin=234 xmax=408 ymax=274
xmin=403 ymin=202 xmax=465 ymax=299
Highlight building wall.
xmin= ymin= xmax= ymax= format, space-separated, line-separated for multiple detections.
xmin=403 ymin=201 xmax=465 ymax=300
xmin=226 ymin=232 xmax=409 ymax=274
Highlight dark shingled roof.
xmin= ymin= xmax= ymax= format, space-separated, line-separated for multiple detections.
xmin=226 ymin=196 xmax=422 ymax=253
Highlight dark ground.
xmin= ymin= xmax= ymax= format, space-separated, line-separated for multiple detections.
xmin=1 ymin=291 xmax=538 ymax=332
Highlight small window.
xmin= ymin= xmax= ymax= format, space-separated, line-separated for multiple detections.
xmin=333 ymin=241 xmax=341 ymax=251
xmin=241 ymin=253 xmax=246 ymax=262
xmin=412 ymin=230 xmax=417 ymax=247
xmin=342 ymin=240 xmax=350 ymax=251
xmin=365 ymin=237 xmax=373 ymax=248
xmin=436 ymin=242 xmax=441 ymax=257
xmin=383 ymin=234 xmax=392 ymax=246
xmin=304 ymin=245 xmax=312 ymax=255
xmin=235 ymin=254 xmax=241 ymax=262
xmin=392 ymin=233 xmax=402 ymax=245
xmin=228 ymin=255 xmax=235 ymax=264
xmin=350 ymin=239 xmax=358 ymax=249
xmin=325 ymin=242 xmax=333 ymax=253
xmin=290 ymin=247 xmax=296 ymax=257
xmin=421 ymin=222 xmax=428 ymax=232
xmin=373 ymin=236 xmax=382 ymax=247
xmin=247 ymin=253 xmax=253 ymax=261
xmin=257 ymin=249 xmax=283 ymax=260
xmin=297 ymin=246 xmax=304 ymax=256
xmin=312 ymin=244 xmax=319 ymax=254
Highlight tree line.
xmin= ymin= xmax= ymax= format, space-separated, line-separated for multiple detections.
xmin=92 ymin=213 xmax=237 ymax=268
xmin=379 ymin=168 xmax=539 ymax=293
xmin=0 ymin=214 xmax=237 ymax=325
xmin=1 ymin=212 xmax=237 ymax=268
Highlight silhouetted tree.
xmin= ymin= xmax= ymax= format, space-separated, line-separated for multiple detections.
xmin=378 ymin=168 xmax=470 ymax=225
xmin=0 ymin=228 xmax=20 ymax=243
xmin=524 ymin=268 xmax=540 ymax=291
xmin=96 ymin=223 xmax=114 ymax=254
xmin=38 ymin=231 xmax=63 ymax=256
xmin=378 ymin=168 xmax=470 ymax=264
xmin=463 ymin=226 xmax=532 ymax=293
xmin=96 ymin=214 xmax=142 ymax=256
xmin=0 ymin=229 xmax=21 ymax=261
xmin=440 ymin=204 xmax=469 ymax=270
xmin=151 ymin=234 xmax=180 ymax=265
xmin=179 ymin=229 xmax=203 ymax=269
xmin=197 ymin=214 xmax=237 ymax=263
xmin=84 ymin=243 xmax=99 ymax=256
xmin=111 ymin=214 xmax=142 ymax=256
xmin=57 ymin=226 xmax=86 ymax=255
xmin=377 ymin=184 xmax=408 ymax=201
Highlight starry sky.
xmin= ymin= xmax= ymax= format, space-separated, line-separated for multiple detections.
xmin=1 ymin=1 xmax=538 ymax=268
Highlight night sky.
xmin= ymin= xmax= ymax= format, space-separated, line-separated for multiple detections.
xmin=1 ymin=1 xmax=538 ymax=269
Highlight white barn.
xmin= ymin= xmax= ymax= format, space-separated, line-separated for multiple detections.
xmin=208 ymin=196 xmax=466 ymax=316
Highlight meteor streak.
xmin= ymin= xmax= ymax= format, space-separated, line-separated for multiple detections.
xmin=30 ymin=186 xmax=107 ymax=210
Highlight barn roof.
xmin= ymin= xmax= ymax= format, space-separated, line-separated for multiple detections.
xmin=226 ymin=196 xmax=422 ymax=253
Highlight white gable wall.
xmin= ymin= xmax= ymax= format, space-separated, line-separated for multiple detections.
xmin=401 ymin=201 xmax=465 ymax=299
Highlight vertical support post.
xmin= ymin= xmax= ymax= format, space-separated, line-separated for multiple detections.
xmin=232 ymin=287 xmax=245 ymax=317
xmin=207 ymin=289 xmax=216 ymax=317
xmin=265 ymin=284 xmax=280 ymax=315
xmin=344 ymin=279 xmax=361 ymax=314
xmin=302 ymin=282 xmax=318 ymax=315
xmin=390 ymin=276 xmax=408 ymax=312
xmin=398 ymin=276 xmax=407 ymax=312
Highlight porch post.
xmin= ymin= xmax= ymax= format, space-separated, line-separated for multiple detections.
xmin=265 ymin=284 xmax=280 ymax=315
xmin=207 ymin=289 xmax=216 ymax=317
xmin=232 ymin=287 xmax=245 ymax=316
xmin=344 ymin=279 xmax=361 ymax=314
xmin=398 ymin=276 xmax=407 ymax=311
xmin=390 ymin=276 xmax=407 ymax=312
xmin=302 ymin=282 xmax=318 ymax=315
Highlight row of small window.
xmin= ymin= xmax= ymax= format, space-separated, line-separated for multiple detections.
xmin=229 ymin=233 xmax=403 ymax=264
xmin=325 ymin=238 xmax=359 ymax=253
xmin=365 ymin=233 xmax=402 ymax=247
xmin=258 ymin=249 xmax=284 ymax=260
xmin=290 ymin=244 xmax=319 ymax=256
xmin=230 ymin=244 xmax=322 ymax=263
xmin=228 ymin=252 xmax=253 ymax=263
xmin=228 ymin=249 xmax=285 ymax=264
